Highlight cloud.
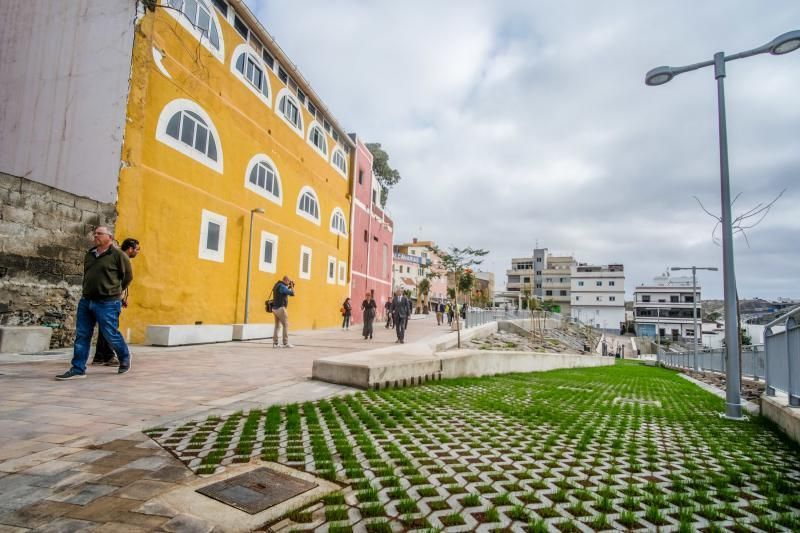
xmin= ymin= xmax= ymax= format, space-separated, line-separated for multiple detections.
xmin=252 ymin=0 xmax=800 ymax=299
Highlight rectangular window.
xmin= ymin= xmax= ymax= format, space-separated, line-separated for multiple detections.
xmin=609 ymin=296 xmax=616 ymax=302
xmin=199 ymin=209 xmax=226 ymax=262
xmin=358 ymin=169 xmax=364 ymax=185
xmin=596 ymin=281 xmax=602 ymax=286
xmin=641 ymin=295 xmax=651 ymax=303
xmin=578 ymin=281 xmax=584 ymax=286
xmin=296 ymin=88 xmax=306 ymax=104
xmin=596 ymin=296 xmax=602 ymax=301
xmin=609 ymin=281 xmax=615 ymax=286
xmin=211 ymin=0 xmax=227 ymax=17
xmin=233 ymin=15 xmax=248 ymax=40
xmin=338 ymin=261 xmax=347 ymax=286
xmin=686 ymin=329 xmax=695 ymax=337
xmin=323 ymin=120 xmax=331 ymax=133
xmin=684 ymin=295 xmax=694 ymax=303
xmin=382 ymin=244 xmax=388 ymax=278
xmin=278 ymin=66 xmax=288 ymax=84
xmin=262 ymin=49 xmax=274 ymax=69
xmin=249 ymin=35 xmax=262 ymax=53
xmin=327 ymin=256 xmax=336 ymax=284
xmin=575 ymin=296 xmax=581 ymax=301
xmin=560 ymin=290 xmax=568 ymax=296
xmin=258 ymin=231 xmax=278 ymax=274
xmin=307 ymin=101 xmax=316 ymax=116
xmin=536 ymin=257 xmax=542 ymax=262
xmin=332 ymin=130 xmax=339 ymax=143
xmin=545 ymin=290 xmax=553 ymax=296
xmin=299 ymin=246 xmax=312 ymax=280
xmin=670 ymin=295 xmax=679 ymax=303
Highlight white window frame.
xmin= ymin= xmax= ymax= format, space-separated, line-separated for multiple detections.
xmin=276 ymin=88 xmax=304 ymax=137
xmin=577 ymin=281 xmax=584 ymax=286
xmin=299 ymin=246 xmax=312 ymax=280
xmin=306 ymin=120 xmax=328 ymax=160
xmin=296 ymin=186 xmax=321 ymax=225
xmin=258 ymin=230 xmax=278 ymax=273
xmin=326 ymin=256 xmax=337 ymax=284
xmin=243 ymin=154 xmax=282 ymax=205
xmin=331 ymin=148 xmax=347 ymax=177
xmin=163 ymin=0 xmax=225 ymax=63
xmin=230 ymin=44 xmax=272 ymax=108
xmin=156 ymin=99 xmax=223 ymax=173
xmin=330 ymin=207 xmax=347 ymax=236
xmin=609 ymin=296 xmax=616 ymax=302
xmin=338 ymin=260 xmax=347 ymax=286
xmin=198 ymin=209 xmax=227 ymax=262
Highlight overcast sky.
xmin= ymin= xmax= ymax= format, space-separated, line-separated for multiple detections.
xmin=253 ymin=1 xmax=800 ymax=300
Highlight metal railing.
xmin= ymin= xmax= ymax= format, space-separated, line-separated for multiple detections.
xmin=661 ymin=345 xmax=766 ymax=380
xmin=764 ymin=305 xmax=800 ymax=406
xmin=459 ymin=309 xmax=567 ymax=329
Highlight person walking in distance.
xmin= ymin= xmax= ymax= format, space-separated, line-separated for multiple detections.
xmin=271 ymin=276 xmax=295 ymax=348
xmin=384 ymin=297 xmax=393 ymax=329
xmin=56 ymin=226 xmax=133 ymax=380
xmin=435 ymin=301 xmax=444 ymax=326
xmin=390 ymin=289 xmax=410 ymax=343
xmin=341 ymin=298 xmax=352 ymax=331
xmin=361 ymin=292 xmax=377 ymax=340
xmin=91 ymin=238 xmax=140 ymax=366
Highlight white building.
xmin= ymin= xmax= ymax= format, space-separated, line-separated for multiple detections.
xmin=570 ymin=264 xmax=625 ymax=330
xmin=633 ymin=275 xmax=702 ymax=342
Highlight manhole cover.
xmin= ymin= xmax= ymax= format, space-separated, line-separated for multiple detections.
xmin=196 ymin=467 xmax=317 ymax=514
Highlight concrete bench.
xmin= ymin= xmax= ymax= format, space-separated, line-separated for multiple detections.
xmin=146 ymin=325 xmax=233 ymax=346
xmin=232 ymin=323 xmax=274 ymax=341
xmin=0 ymin=326 xmax=53 ymax=353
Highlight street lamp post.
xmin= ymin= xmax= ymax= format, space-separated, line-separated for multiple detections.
xmin=671 ymin=266 xmax=718 ymax=372
xmin=646 ymin=30 xmax=800 ymax=420
xmin=244 ymin=207 xmax=265 ymax=324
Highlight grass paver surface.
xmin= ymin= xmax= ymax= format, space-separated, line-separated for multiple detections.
xmin=149 ymin=362 xmax=800 ymax=531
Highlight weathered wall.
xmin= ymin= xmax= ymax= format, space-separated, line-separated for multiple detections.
xmin=0 ymin=0 xmax=136 ymax=203
xmin=0 ymin=172 xmax=116 ymax=348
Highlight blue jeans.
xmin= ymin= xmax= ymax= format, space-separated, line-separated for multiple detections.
xmin=71 ymin=298 xmax=130 ymax=374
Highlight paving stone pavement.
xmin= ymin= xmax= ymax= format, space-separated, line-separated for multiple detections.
xmin=0 ymin=317 xmax=449 ymax=530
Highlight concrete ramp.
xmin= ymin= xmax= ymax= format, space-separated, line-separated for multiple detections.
xmin=312 ymin=321 xmax=614 ymax=389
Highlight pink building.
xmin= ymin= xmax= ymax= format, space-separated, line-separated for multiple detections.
xmin=349 ymin=135 xmax=394 ymax=324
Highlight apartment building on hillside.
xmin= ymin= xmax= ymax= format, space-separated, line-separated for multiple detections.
xmin=634 ymin=275 xmax=702 ymax=342
xmin=542 ymin=254 xmax=576 ymax=314
xmin=570 ymin=264 xmax=625 ymax=330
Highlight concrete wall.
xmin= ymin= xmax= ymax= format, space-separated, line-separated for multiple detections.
xmin=761 ymin=394 xmax=800 ymax=446
xmin=0 ymin=0 xmax=137 ymax=203
xmin=0 ymin=172 xmax=117 ymax=347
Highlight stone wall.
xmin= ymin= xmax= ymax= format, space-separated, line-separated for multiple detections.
xmin=0 ymin=172 xmax=117 ymax=348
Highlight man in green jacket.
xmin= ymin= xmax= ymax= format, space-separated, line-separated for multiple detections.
xmin=56 ymin=226 xmax=133 ymax=380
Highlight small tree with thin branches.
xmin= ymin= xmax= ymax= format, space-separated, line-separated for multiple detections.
xmin=429 ymin=245 xmax=489 ymax=348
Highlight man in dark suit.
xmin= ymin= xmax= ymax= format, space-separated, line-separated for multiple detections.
xmin=390 ymin=289 xmax=410 ymax=343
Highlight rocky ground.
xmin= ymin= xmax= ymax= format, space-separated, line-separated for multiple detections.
xmin=469 ymin=330 xmax=589 ymax=353
xmin=680 ymin=369 xmax=765 ymax=402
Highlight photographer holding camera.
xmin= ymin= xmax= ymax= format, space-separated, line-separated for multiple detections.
xmin=271 ymin=275 xmax=295 ymax=348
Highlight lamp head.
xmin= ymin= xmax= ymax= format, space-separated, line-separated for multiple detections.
xmin=645 ymin=66 xmax=674 ymax=86
xmin=252 ymin=208 xmax=265 ymax=214
xmin=768 ymin=30 xmax=800 ymax=55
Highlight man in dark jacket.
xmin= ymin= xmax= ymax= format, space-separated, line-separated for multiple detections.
xmin=91 ymin=238 xmax=140 ymax=366
xmin=272 ymin=276 xmax=295 ymax=348
xmin=56 ymin=226 xmax=133 ymax=380
xmin=390 ymin=289 xmax=410 ymax=343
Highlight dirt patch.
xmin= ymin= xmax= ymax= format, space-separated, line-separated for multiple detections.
xmin=680 ymin=369 xmax=765 ymax=402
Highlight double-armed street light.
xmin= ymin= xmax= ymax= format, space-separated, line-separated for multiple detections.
xmin=244 ymin=207 xmax=265 ymax=324
xmin=646 ymin=30 xmax=800 ymax=419
xmin=670 ymin=266 xmax=718 ymax=372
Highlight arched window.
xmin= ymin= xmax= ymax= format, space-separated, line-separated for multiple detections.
xmin=244 ymin=154 xmax=281 ymax=205
xmin=231 ymin=45 xmax=271 ymax=106
xmin=156 ymin=99 xmax=223 ymax=173
xmin=307 ymin=121 xmax=327 ymax=158
xmin=330 ymin=208 xmax=347 ymax=236
xmin=296 ymin=186 xmax=320 ymax=225
xmin=331 ymin=148 xmax=347 ymax=176
xmin=276 ymin=88 xmax=303 ymax=135
xmin=165 ymin=0 xmax=224 ymax=62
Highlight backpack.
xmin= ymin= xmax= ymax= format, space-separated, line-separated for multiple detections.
xmin=265 ymin=282 xmax=279 ymax=313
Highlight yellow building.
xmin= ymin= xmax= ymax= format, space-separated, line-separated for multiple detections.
xmin=116 ymin=0 xmax=354 ymax=341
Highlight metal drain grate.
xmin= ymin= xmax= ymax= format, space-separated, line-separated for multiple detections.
xmin=196 ymin=467 xmax=317 ymax=514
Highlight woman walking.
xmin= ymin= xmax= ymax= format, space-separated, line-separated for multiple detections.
xmin=341 ymin=298 xmax=352 ymax=330
xmin=361 ymin=292 xmax=377 ymax=340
